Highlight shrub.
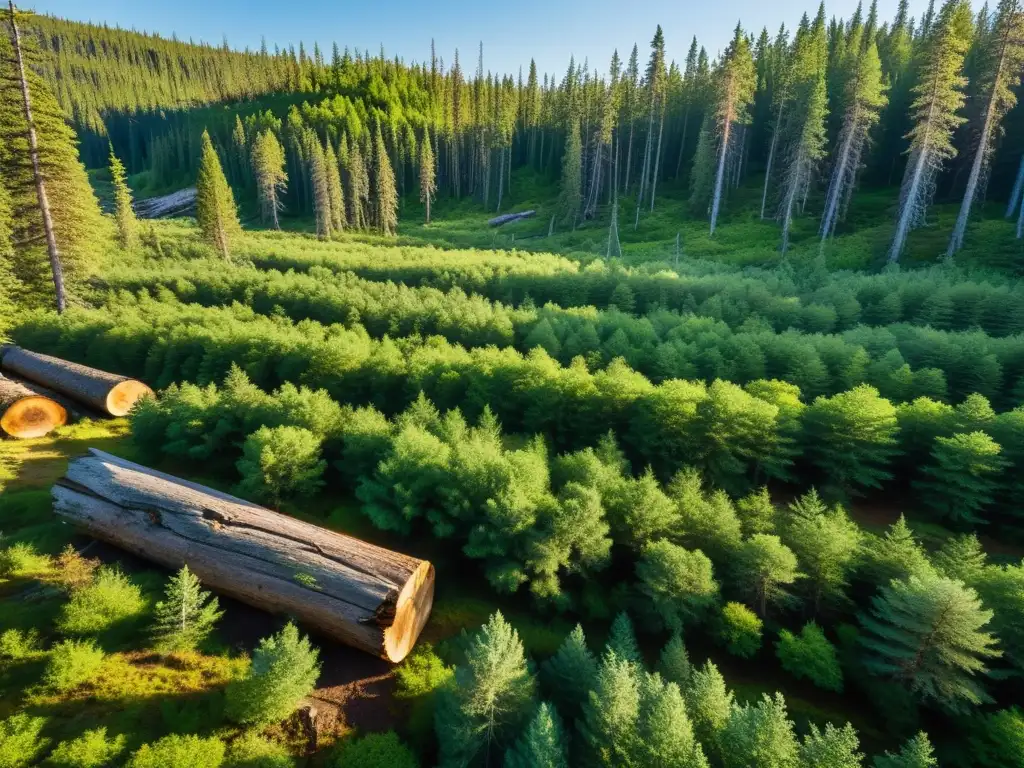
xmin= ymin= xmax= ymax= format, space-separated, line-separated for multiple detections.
xmin=330 ymin=732 xmax=417 ymax=768
xmin=776 ymin=622 xmax=843 ymax=692
xmin=235 ymin=426 xmax=326 ymax=506
xmin=0 ymin=629 xmax=40 ymax=661
xmin=225 ymin=733 xmax=294 ymax=768
xmin=52 ymin=546 xmax=100 ymax=592
xmin=45 ymin=727 xmax=127 ymax=768
xmin=44 ymin=639 xmax=105 ymax=691
xmin=0 ymin=542 xmax=51 ymax=578
xmin=0 ymin=714 xmax=49 ymax=768
xmin=126 ymin=735 xmax=226 ymax=768
xmin=57 ymin=567 xmax=146 ymax=635
xmin=225 ymin=622 xmax=321 ymax=725
xmin=151 ymin=565 xmax=223 ymax=654
xmin=717 ymin=601 xmax=763 ymax=658
xmin=394 ymin=644 xmax=454 ymax=699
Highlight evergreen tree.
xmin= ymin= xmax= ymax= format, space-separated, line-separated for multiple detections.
xmin=872 ymin=732 xmax=938 ymax=768
xmin=606 ymin=611 xmax=642 ymax=665
xmin=914 ymin=431 xmax=1007 ymax=525
xmin=636 ymin=540 xmax=718 ymax=632
xmin=634 ymin=672 xmax=709 ymax=768
xmin=799 ymin=723 xmax=864 ymax=768
xmin=108 ymin=145 xmax=136 ymax=249
xmin=307 ymin=134 xmax=332 ymax=239
xmin=0 ymin=180 xmax=20 ymax=312
xmin=348 ymin=136 xmax=369 ymax=230
xmin=419 ymin=131 xmax=436 ymax=224
xmin=693 ymin=24 xmax=756 ymax=234
xmin=372 ymin=126 xmax=398 ymax=235
xmin=324 ymin=141 xmax=345 ymax=234
xmin=859 ymin=515 xmax=935 ymax=585
xmin=558 ymin=120 xmax=583 ymax=229
xmin=150 ymin=565 xmax=223 ymax=654
xmin=888 ymin=0 xmax=973 ymax=262
xmin=251 ymin=130 xmax=287 ymax=229
xmin=435 ymin=612 xmax=535 ymax=767
xmin=195 ymin=129 xmax=241 ymax=260
xmin=720 ymin=693 xmax=799 ymax=768
xmin=734 ymin=534 xmax=800 ymax=617
xmin=541 ymin=624 xmax=598 ymax=720
xmin=578 ymin=652 xmax=640 ymax=765
xmin=657 ymin=633 xmax=692 ymax=687
xmin=859 ymin=573 xmax=1000 ymax=713
xmin=775 ymin=622 xmax=843 ymax=692
xmin=225 ymin=622 xmax=321 ymax=725
xmin=932 ymin=533 xmax=987 ymax=583
xmin=684 ymin=660 xmax=735 ymax=762
xmin=947 ymin=0 xmax=1024 ymax=256
xmin=505 ymin=703 xmax=568 ymax=768
xmin=777 ymin=5 xmax=829 ymax=255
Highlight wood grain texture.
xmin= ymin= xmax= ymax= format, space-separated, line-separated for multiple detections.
xmin=0 ymin=375 xmax=67 ymax=438
xmin=52 ymin=449 xmax=433 ymax=661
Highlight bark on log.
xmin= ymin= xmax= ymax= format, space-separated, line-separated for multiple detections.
xmin=0 ymin=374 xmax=67 ymax=438
xmin=488 ymin=210 xmax=536 ymax=227
xmin=3 ymin=372 xmax=104 ymax=422
xmin=134 ymin=187 xmax=197 ymax=219
xmin=53 ymin=449 xmax=434 ymax=662
xmin=0 ymin=346 xmax=153 ymax=417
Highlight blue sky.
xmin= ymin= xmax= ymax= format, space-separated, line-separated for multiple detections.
xmin=28 ymin=0 xmax=932 ymax=79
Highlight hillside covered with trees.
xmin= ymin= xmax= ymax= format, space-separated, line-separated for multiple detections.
xmin=2 ymin=1 xmax=1024 ymax=767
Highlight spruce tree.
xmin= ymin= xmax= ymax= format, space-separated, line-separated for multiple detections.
xmin=888 ymin=0 xmax=973 ymax=262
xmin=696 ymin=24 xmax=756 ymax=234
xmin=914 ymin=431 xmax=1007 ymax=525
xmin=657 ymin=633 xmax=692 ymax=687
xmin=151 ymin=565 xmax=223 ymax=654
xmin=859 ymin=573 xmax=1000 ymax=713
xmin=872 ymin=732 xmax=938 ymax=768
xmin=860 ymin=515 xmax=935 ymax=585
xmin=734 ymin=534 xmax=800 ymax=617
xmin=777 ymin=5 xmax=829 ymax=255
xmin=435 ymin=612 xmax=535 ymax=767
xmin=932 ymin=533 xmax=987 ymax=583
xmin=324 ymin=141 xmax=345 ymax=234
xmin=504 ymin=703 xmax=569 ymax=768
xmin=720 ymin=693 xmax=799 ymax=768
xmin=251 ymin=130 xmax=287 ymax=229
xmin=606 ymin=611 xmax=642 ymax=665
xmin=948 ymin=0 xmax=1024 ymax=256
xmin=225 ymin=622 xmax=321 ymax=725
xmin=347 ymin=136 xmax=369 ymax=230
xmin=307 ymin=134 xmax=332 ymax=240
xmin=108 ymin=145 xmax=136 ymax=249
xmin=634 ymin=672 xmax=708 ymax=768
xmin=541 ymin=624 xmax=598 ymax=719
xmin=419 ymin=131 xmax=436 ymax=224
xmin=372 ymin=126 xmax=398 ymax=235
xmin=578 ymin=652 xmax=641 ymax=765
xmin=799 ymin=723 xmax=864 ymax=768
xmin=557 ymin=120 xmax=583 ymax=229
xmin=685 ymin=661 xmax=734 ymax=762
xmin=195 ymin=129 xmax=241 ymax=260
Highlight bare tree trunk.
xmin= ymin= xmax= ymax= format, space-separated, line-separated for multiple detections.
xmin=675 ymin=107 xmax=690 ymax=178
xmin=1007 ymin=155 xmax=1024 ymax=218
xmin=624 ymin=121 xmax=635 ymax=193
xmin=760 ymin=104 xmax=784 ymax=219
xmin=890 ymin=143 xmax=930 ymax=262
xmin=496 ymin=145 xmax=505 ymax=212
xmin=9 ymin=0 xmax=66 ymax=313
xmin=650 ymin=108 xmax=665 ymax=212
xmin=819 ymin=108 xmax=858 ymax=252
xmin=710 ymin=112 xmax=734 ymax=236
xmin=780 ymin=146 xmax=805 ymax=255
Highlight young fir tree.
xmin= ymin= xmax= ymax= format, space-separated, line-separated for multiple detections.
xmin=250 ymin=130 xmax=287 ymax=229
xmin=859 ymin=573 xmax=1001 ymax=713
xmin=633 ymin=673 xmax=708 ymax=768
xmin=932 ymin=533 xmax=987 ymax=584
xmin=108 ymin=145 xmax=136 ymax=249
xmin=557 ymin=119 xmax=583 ymax=229
xmin=734 ymin=534 xmax=800 ymax=617
xmin=691 ymin=24 xmax=756 ymax=235
xmin=887 ymin=0 xmax=974 ymax=262
xmin=819 ymin=37 xmax=888 ymax=252
xmin=419 ymin=131 xmax=437 ymax=224
xmin=504 ymin=702 xmax=569 ymax=768
xmin=914 ymin=431 xmax=1008 ymax=525
xmin=0 ymin=24 xmax=106 ymax=309
xmin=324 ymin=141 xmax=345 ymax=234
xmin=367 ymin=127 xmax=394 ymax=236
xmin=777 ymin=6 xmax=829 ymax=255
xmin=225 ymin=622 xmax=321 ymax=725
xmin=948 ymin=0 xmax=1024 ymax=255
xmin=578 ymin=652 xmax=641 ymax=765
xmin=195 ymin=129 xmax=241 ymax=260
xmin=872 ymin=732 xmax=938 ymax=768
xmin=606 ymin=611 xmax=643 ymax=665
xmin=685 ymin=660 xmax=735 ymax=763
xmin=435 ymin=612 xmax=535 ymax=767
xmin=541 ymin=624 xmax=598 ymax=719
xmin=150 ymin=565 xmax=223 ymax=654
xmin=720 ymin=693 xmax=799 ymax=768
xmin=799 ymin=723 xmax=864 ymax=768
xmin=657 ymin=633 xmax=692 ymax=687
xmin=347 ymin=136 xmax=369 ymax=230
xmin=860 ymin=514 xmax=936 ymax=585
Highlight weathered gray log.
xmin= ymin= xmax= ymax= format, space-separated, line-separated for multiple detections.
xmin=0 ymin=346 xmax=153 ymax=417
xmin=0 ymin=374 xmax=67 ymax=438
xmin=134 ymin=187 xmax=197 ymax=219
xmin=488 ymin=210 xmax=536 ymax=227
xmin=53 ymin=449 xmax=435 ymax=662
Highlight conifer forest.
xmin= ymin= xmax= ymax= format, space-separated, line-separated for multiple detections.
xmin=5 ymin=0 xmax=1024 ymax=765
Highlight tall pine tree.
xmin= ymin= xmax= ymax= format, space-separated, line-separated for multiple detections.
xmin=195 ymin=129 xmax=241 ymax=259
xmin=108 ymin=145 xmax=136 ymax=249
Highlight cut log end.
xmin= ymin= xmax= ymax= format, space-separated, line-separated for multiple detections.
xmin=383 ymin=560 xmax=435 ymax=663
xmin=106 ymin=380 xmax=154 ymax=417
xmin=0 ymin=394 xmax=67 ymax=438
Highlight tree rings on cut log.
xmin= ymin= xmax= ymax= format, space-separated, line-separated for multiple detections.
xmin=0 ymin=346 xmax=153 ymax=417
xmin=53 ymin=449 xmax=435 ymax=662
xmin=0 ymin=376 xmax=68 ymax=438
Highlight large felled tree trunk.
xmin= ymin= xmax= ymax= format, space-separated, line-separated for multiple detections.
xmin=54 ymin=449 xmax=435 ymax=662
xmin=0 ymin=346 xmax=153 ymax=416
xmin=0 ymin=374 xmax=67 ymax=438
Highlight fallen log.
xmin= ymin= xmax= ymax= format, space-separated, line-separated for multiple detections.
xmin=0 ymin=375 xmax=67 ymax=438
xmin=53 ymin=449 xmax=435 ymax=662
xmin=3 ymin=373 xmax=105 ymax=422
xmin=134 ymin=187 xmax=197 ymax=219
xmin=0 ymin=347 xmax=153 ymax=417
xmin=488 ymin=210 xmax=536 ymax=227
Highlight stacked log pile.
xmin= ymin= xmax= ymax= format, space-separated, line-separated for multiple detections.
xmin=0 ymin=347 xmax=153 ymax=418
xmin=53 ymin=449 xmax=435 ymax=662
